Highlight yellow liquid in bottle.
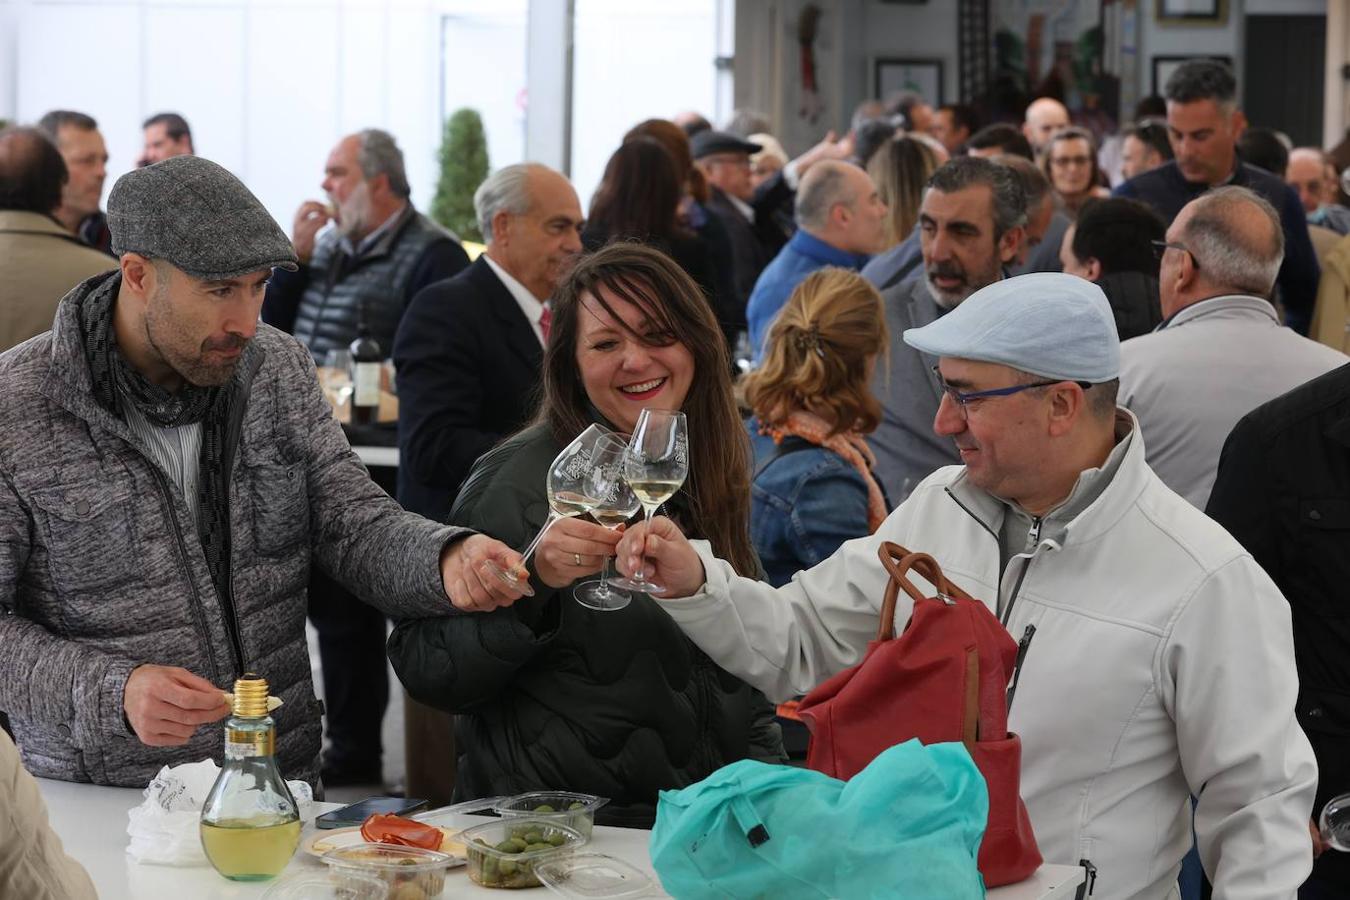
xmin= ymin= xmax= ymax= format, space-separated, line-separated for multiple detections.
xmin=200 ymin=817 xmax=301 ymax=881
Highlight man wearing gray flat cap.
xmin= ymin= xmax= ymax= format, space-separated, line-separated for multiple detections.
xmin=0 ymin=155 xmax=532 ymax=790
xmin=604 ymin=272 xmax=1319 ymax=899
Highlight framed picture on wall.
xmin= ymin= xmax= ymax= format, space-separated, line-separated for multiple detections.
xmin=1152 ymin=55 xmax=1232 ymax=96
xmin=874 ymin=58 xmax=943 ymax=106
xmin=1156 ymin=0 xmax=1225 ymax=25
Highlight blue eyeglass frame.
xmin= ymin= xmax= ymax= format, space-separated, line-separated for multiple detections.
xmin=931 ymin=365 xmax=1093 ymax=407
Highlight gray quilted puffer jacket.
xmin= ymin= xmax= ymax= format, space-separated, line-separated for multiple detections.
xmin=0 ymin=272 xmax=466 ymax=787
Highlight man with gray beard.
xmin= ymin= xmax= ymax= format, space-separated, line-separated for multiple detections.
xmin=260 ymin=129 xmax=471 ymax=787
xmin=869 ymin=157 xmax=1027 ymax=503
xmin=262 ymin=129 xmax=469 ymax=363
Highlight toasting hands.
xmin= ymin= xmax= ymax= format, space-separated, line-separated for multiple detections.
xmin=440 ymin=534 xmax=533 ymax=612
xmin=614 ymin=516 xmax=706 ymax=598
xmin=533 ymin=517 xmax=623 ymax=589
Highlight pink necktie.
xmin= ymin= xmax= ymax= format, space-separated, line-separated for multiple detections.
xmin=539 ymin=305 xmax=552 ymax=344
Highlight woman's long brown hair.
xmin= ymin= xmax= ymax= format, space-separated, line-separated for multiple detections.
xmin=626 ymin=118 xmax=709 ymax=204
xmin=587 ymin=137 xmax=689 ymax=245
xmin=540 ymin=242 xmax=758 ymax=577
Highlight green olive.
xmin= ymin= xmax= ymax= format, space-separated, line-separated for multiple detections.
xmin=568 ymin=801 xmax=585 ymax=810
xmin=546 ymin=832 xmax=567 ymax=847
xmin=533 ymin=803 xmax=556 ymax=813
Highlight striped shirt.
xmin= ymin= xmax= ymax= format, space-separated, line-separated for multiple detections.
xmin=122 ymin=401 xmax=203 ymax=526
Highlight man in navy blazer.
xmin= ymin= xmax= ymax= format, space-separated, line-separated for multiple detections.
xmin=1115 ymin=60 xmax=1319 ymax=334
xmin=394 ymin=163 xmax=584 ymax=525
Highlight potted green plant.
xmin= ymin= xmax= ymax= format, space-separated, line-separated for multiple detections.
xmin=431 ymin=108 xmax=489 ymax=243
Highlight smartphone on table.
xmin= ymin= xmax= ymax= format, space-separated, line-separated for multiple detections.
xmin=314 ymin=796 xmax=430 ymax=829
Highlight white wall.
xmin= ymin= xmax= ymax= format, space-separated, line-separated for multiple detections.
xmin=570 ymin=0 xmax=722 ymax=205
xmin=0 ymin=0 xmax=454 ymax=235
xmin=1139 ymin=1 xmax=1245 ymax=97
xmin=852 ymin=0 xmax=959 ymax=110
xmin=0 ymin=0 xmax=726 ymax=228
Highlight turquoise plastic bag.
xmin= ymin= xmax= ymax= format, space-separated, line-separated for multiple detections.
xmin=649 ymin=739 xmax=987 ymax=900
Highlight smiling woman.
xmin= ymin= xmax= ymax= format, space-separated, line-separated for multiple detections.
xmin=387 ymin=242 xmax=782 ymax=827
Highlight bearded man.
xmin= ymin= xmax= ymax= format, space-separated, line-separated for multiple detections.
xmin=261 ymin=129 xmax=469 ymax=362
xmin=869 ymin=157 xmax=1026 ymax=503
xmin=259 ymin=131 xmax=473 ymax=786
xmin=0 ymin=156 xmax=529 ymax=789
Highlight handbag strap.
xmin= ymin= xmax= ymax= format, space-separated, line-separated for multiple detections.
xmin=875 ymin=542 xmax=982 ymax=745
xmin=874 ymin=541 xmax=976 ymax=640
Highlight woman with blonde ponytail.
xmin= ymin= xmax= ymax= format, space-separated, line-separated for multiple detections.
xmin=740 ymin=267 xmax=890 ymax=587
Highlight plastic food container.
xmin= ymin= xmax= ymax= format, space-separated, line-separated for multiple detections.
xmin=320 ymin=843 xmax=455 ymax=899
xmin=262 ymin=871 xmax=387 ymax=899
xmin=460 ymin=817 xmax=585 ymax=889
xmin=534 ymin=853 xmax=657 ymax=899
xmin=493 ymin=791 xmax=609 ymax=841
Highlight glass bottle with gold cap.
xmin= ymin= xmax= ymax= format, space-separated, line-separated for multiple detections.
xmin=200 ymin=674 xmax=301 ymax=880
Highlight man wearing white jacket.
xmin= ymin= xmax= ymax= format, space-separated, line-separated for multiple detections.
xmin=614 ymin=273 xmax=1318 ymax=900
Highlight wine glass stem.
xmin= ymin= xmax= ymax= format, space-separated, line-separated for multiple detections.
xmin=518 ymin=513 xmax=561 ymax=568
xmin=596 ymin=554 xmax=614 ymax=597
xmin=634 ymin=505 xmax=657 ymax=585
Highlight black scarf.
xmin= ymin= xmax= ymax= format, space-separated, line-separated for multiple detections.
xmin=80 ymin=273 xmax=236 ymax=607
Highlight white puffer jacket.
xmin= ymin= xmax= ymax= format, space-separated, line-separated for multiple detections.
xmin=661 ymin=412 xmax=1317 ymax=900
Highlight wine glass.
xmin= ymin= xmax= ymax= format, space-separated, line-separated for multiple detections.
xmin=1321 ymin=792 xmax=1350 ymax=852
xmin=574 ymin=436 xmax=641 ymax=611
xmin=487 ymin=424 xmax=612 ymax=587
xmin=321 ymin=348 xmax=353 ymax=407
xmin=609 ymin=409 xmax=689 ymax=594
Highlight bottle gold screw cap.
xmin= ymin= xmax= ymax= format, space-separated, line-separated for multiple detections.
xmin=230 ymin=674 xmax=269 ymax=717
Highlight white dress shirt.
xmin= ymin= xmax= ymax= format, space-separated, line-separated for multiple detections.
xmin=483 ymin=254 xmax=548 ymax=346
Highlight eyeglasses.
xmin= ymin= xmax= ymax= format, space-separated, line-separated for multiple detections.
xmin=1050 ymin=155 xmax=1092 ymax=168
xmin=932 ymin=366 xmax=1092 ymax=413
xmin=1151 ymin=240 xmax=1199 ymax=271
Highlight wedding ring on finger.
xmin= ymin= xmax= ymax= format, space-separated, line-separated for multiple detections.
xmin=574 ymin=552 xmax=582 ymax=566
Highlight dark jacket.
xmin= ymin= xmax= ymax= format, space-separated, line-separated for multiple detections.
xmin=261 ymin=206 xmax=469 ymax=361
xmin=1094 ymin=270 xmax=1163 ymax=341
xmin=750 ymin=168 xmax=796 ymax=250
xmin=706 ymin=185 xmax=791 ymax=309
xmin=387 ymin=423 xmax=785 ymax=828
xmin=1115 ymin=160 xmax=1319 ymax=333
xmin=690 ymin=202 xmax=742 ymax=349
xmin=76 ymin=211 xmax=113 ymax=256
xmin=1206 ymin=361 xmax=1350 ymax=890
xmin=393 ymin=257 xmax=544 ymax=524
xmin=0 ymin=273 xmax=466 ymax=787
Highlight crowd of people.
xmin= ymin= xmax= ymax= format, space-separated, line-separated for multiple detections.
xmin=2 ymin=55 xmax=1350 ymax=898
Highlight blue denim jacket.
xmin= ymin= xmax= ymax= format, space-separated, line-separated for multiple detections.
xmin=746 ymin=418 xmax=875 ymax=588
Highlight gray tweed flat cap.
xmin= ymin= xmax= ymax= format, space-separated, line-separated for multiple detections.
xmin=108 ymin=156 xmax=298 ymax=280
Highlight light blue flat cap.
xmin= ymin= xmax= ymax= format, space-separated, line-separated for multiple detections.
xmin=903 ymin=273 xmax=1120 ymax=382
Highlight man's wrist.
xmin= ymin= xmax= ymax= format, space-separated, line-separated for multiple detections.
xmin=103 ymin=658 xmax=142 ymax=740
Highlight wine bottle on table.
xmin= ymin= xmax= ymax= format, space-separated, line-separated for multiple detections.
xmin=348 ymin=321 xmax=382 ymax=426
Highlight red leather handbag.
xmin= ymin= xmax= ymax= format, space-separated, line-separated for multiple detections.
xmin=796 ymin=542 xmax=1042 ymax=887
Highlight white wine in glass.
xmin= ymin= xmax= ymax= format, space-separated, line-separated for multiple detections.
xmin=574 ymin=436 xmax=641 ymax=611
xmin=627 ymin=479 xmax=684 ymax=508
xmin=610 ymin=409 xmax=688 ymax=594
xmin=487 ymin=423 xmax=612 ymax=586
